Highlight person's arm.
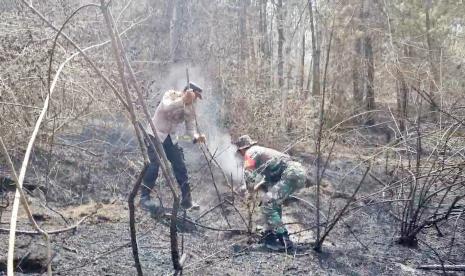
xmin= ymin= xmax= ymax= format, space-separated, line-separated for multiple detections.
xmin=184 ymin=104 xmax=199 ymax=139
xmin=185 ymin=104 xmax=206 ymax=143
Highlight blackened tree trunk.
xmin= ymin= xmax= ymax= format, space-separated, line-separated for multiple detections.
xmin=364 ymin=35 xmax=375 ymax=125
xmin=396 ymin=46 xmax=411 ymax=132
xmin=352 ymin=37 xmax=363 ymax=109
xmin=396 ymin=69 xmax=409 ymax=132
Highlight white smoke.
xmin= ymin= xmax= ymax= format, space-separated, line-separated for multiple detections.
xmin=202 ymin=125 xmax=244 ymax=184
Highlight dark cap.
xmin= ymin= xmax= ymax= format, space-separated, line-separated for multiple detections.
xmin=184 ymin=82 xmax=203 ymax=93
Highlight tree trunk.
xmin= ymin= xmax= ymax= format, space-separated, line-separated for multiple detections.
xmin=364 ymin=35 xmax=375 ymax=125
xmin=277 ymin=0 xmax=287 ymax=132
xmin=300 ymin=32 xmax=306 ymax=95
xmin=259 ymin=0 xmax=270 ymax=59
xmin=163 ymin=0 xmax=175 ymax=33
xmin=277 ymin=0 xmax=284 ymax=88
xmin=425 ymin=0 xmax=439 ymax=117
xmin=396 ymin=45 xmax=410 ymax=132
xmin=308 ymin=0 xmax=320 ymax=97
xmin=352 ymin=37 xmax=362 ymax=109
xmin=239 ymin=0 xmax=248 ymax=63
xmin=170 ymin=0 xmax=188 ymax=63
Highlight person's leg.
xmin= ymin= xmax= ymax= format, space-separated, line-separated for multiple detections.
xmin=140 ymin=136 xmax=161 ymax=211
xmin=162 ymin=136 xmax=196 ymax=208
xmin=261 ymin=161 xmax=306 ymax=248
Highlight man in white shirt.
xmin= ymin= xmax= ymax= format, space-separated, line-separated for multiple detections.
xmin=141 ymin=82 xmax=205 ymax=211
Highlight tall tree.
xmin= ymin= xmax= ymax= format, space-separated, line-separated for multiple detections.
xmin=353 ymin=0 xmax=375 ymax=124
xmin=425 ymin=0 xmax=440 ymax=116
xmin=308 ymin=0 xmax=320 ymax=97
xmin=170 ymin=0 xmax=188 ymax=63
xmin=277 ymin=0 xmax=284 ymax=88
xmin=300 ymin=32 xmax=306 ymax=94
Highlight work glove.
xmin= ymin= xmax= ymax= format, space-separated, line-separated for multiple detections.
xmin=236 ymin=184 xmax=248 ymax=198
xmin=193 ymin=134 xmax=206 ymax=144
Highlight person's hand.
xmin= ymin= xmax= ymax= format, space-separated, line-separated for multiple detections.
xmin=183 ymin=89 xmax=196 ymax=105
xmin=193 ymin=134 xmax=206 ymax=144
xmin=260 ymin=191 xmax=273 ymax=205
xmin=236 ymin=184 xmax=248 ymax=198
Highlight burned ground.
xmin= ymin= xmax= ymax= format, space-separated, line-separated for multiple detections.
xmin=1 ymin=129 xmax=464 ymax=275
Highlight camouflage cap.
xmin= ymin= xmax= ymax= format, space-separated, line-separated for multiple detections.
xmin=235 ymin=135 xmax=257 ymax=151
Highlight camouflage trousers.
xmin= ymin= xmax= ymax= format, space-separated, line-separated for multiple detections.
xmin=261 ymin=161 xmax=306 ymax=234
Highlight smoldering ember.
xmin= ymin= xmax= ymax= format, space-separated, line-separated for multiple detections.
xmin=0 ymin=0 xmax=464 ymax=275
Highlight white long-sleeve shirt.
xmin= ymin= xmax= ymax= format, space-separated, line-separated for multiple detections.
xmin=149 ymin=90 xmax=199 ymax=142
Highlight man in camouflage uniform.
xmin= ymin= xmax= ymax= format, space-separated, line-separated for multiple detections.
xmin=235 ymin=135 xmax=306 ymax=251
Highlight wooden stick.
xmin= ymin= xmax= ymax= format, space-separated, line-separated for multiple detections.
xmin=417 ymin=264 xmax=465 ymax=271
xmin=0 ymin=214 xmax=90 ymax=235
xmin=128 ymin=165 xmax=148 ymax=276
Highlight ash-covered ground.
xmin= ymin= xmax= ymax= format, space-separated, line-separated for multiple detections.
xmin=1 ymin=136 xmax=464 ymax=276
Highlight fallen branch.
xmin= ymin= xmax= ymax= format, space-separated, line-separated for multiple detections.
xmin=159 ymin=210 xmax=247 ymax=234
xmin=417 ymin=264 xmax=465 ymax=272
xmin=195 ymin=200 xmax=225 ymax=222
xmin=0 ymin=214 xmax=90 ymax=235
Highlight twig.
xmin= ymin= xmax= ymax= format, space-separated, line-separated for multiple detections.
xmin=199 ymin=146 xmax=231 ymax=228
xmin=417 ymin=265 xmax=465 ymax=272
xmin=316 ymin=166 xmax=370 ymax=248
xmin=0 ymin=214 xmax=90 ymax=235
xmin=224 ymin=199 xmax=249 ymax=230
xmin=195 ymin=200 xmax=225 ymax=222
xmin=160 ymin=210 xmax=247 ymax=233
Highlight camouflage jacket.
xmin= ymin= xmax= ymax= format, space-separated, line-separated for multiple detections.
xmin=243 ymin=145 xmax=291 ymax=188
xmin=149 ymin=90 xmax=199 ymax=142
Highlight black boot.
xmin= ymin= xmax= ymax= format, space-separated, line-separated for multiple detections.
xmin=140 ymin=195 xmax=164 ymax=216
xmin=277 ymin=231 xmax=294 ymax=250
xmin=180 ymin=186 xmax=199 ymax=210
xmin=262 ymin=230 xmax=285 ymax=251
xmin=181 ymin=193 xmax=200 ymax=210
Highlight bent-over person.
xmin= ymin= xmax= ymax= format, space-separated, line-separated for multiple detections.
xmin=235 ymin=135 xmax=306 ymax=251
